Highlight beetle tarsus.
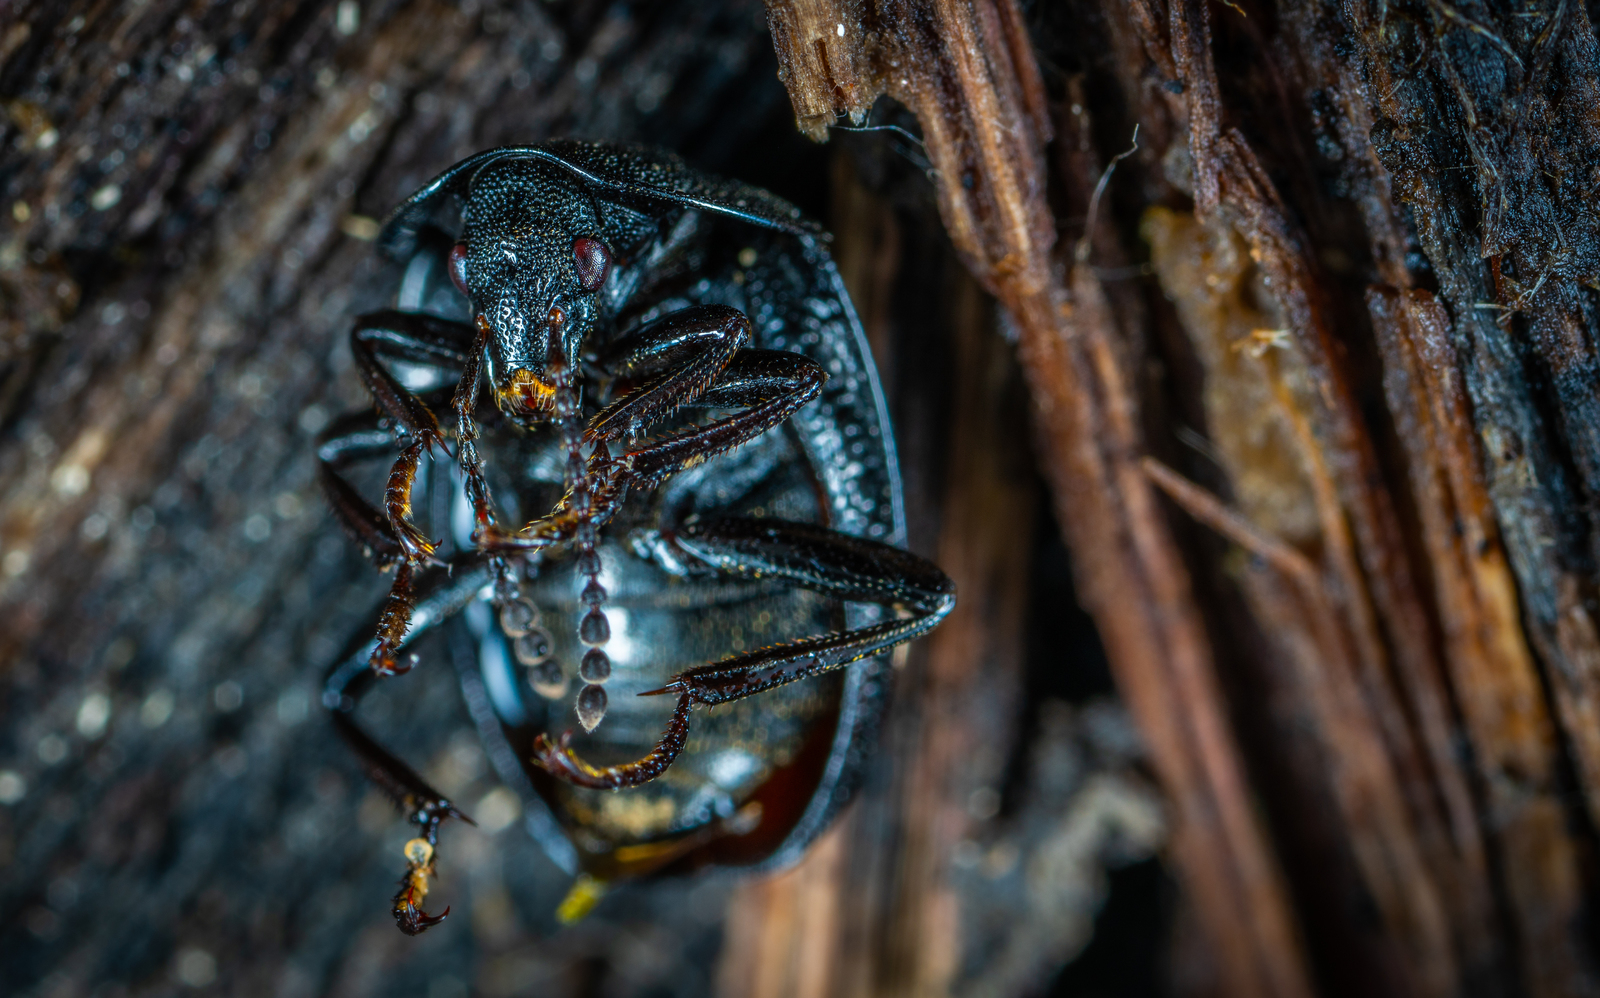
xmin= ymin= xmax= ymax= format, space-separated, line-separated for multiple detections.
xmin=392 ymin=836 xmax=450 ymax=935
xmin=369 ymin=562 xmax=418 ymax=674
xmin=394 ymin=901 xmax=450 ymax=936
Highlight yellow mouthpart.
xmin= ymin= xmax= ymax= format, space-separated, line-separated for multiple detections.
xmin=497 ymin=368 xmax=557 ymax=416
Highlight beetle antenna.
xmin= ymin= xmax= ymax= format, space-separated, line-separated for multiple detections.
xmin=550 ymin=346 xmax=612 ymax=732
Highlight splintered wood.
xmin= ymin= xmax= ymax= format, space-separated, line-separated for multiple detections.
xmin=759 ymin=2 xmax=1312 ymax=997
xmin=760 ymin=0 xmax=1600 ymax=996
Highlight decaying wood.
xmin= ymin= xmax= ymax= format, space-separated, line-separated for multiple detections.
xmin=765 ymin=0 xmax=1600 ymax=996
xmin=763 ymin=3 xmax=1314 ymax=997
xmin=1369 ymin=287 xmax=1583 ymax=995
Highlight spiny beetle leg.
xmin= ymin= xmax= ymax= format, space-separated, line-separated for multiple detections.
xmin=533 ymin=517 xmax=955 ymax=789
xmin=485 ymin=327 xmax=822 ymax=558
xmin=334 ymin=712 xmax=468 ymax=935
xmin=349 ymin=311 xmax=478 ymax=567
xmin=620 ymin=350 xmax=825 ymax=486
xmin=477 ymin=466 xmax=630 ymax=552
xmin=452 ymin=317 xmax=497 ymax=538
xmin=478 ymin=304 xmax=754 ymax=554
xmin=316 ymin=412 xmax=426 ymax=568
xmin=586 ymin=304 xmax=749 ymax=442
xmin=384 ymin=439 xmax=441 ymax=564
xmin=317 ymin=455 xmax=403 ymax=569
xmin=531 ymin=690 xmax=694 ymax=789
xmin=370 ymin=561 xmax=417 ymax=675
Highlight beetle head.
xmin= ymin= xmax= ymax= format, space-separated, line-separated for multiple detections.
xmin=455 ymin=159 xmax=612 ymax=419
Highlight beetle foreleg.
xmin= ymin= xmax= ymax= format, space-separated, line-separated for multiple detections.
xmin=453 ymin=316 xmax=497 ymax=539
xmin=383 ymin=439 xmax=442 ymax=564
xmin=350 ymin=312 xmax=478 ymax=565
xmin=586 ymin=304 xmax=749 ymax=441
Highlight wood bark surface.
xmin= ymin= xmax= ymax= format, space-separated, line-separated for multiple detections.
xmin=754 ymin=1 xmax=1600 ymax=997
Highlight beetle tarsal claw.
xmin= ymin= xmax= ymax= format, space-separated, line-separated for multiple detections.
xmin=421 ymin=429 xmax=454 ymax=463
xmin=530 ymin=730 xmax=578 ymax=771
xmin=392 ymin=519 xmax=442 ymax=564
xmin=392 ymin=837 xmax=450 ymax=935
xmin=368 ymin=643 xmax=418 ymax=677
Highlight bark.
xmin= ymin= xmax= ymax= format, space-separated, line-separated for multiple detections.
xmin=752 ymin=0 xmax=1600 ymax=996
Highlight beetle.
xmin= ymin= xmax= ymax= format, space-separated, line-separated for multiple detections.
xmin=316 ymin=141 xmax=954 ymax=934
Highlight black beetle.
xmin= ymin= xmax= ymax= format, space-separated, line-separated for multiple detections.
xmin=317 ymin=141 xmax=954 ymax=933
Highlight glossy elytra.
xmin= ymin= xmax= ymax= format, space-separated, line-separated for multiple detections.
xmin=317 ymin=141 xmax=955 ymax=934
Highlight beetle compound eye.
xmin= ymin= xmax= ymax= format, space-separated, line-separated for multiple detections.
xmin=448 ymin=242 xmax=470 ymax=296
xmin=572 ymin=237 xmax=610 ymax=292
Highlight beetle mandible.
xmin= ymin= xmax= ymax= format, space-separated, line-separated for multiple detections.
xmin=317 ymin=141 xmax=954 ymax=933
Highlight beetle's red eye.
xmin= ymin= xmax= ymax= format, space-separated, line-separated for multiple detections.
xmin=573 ymin=237 xmax=610 ymax=292
xmin=448 ymin=243 xmax=469 ymax=296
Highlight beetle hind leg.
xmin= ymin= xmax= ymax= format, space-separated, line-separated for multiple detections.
xmin=334 ymin=710 xmax=464 ymax=933
xmin=532 ymin=690 xmax=693 ymax=789
xmin=533 ymin=517 xmax=955 ymax=789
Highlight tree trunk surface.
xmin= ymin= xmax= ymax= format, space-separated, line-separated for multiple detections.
xmin=5 ymin=1 xmax=1600 ymax=997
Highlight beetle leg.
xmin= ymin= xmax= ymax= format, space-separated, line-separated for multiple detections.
xmin=614 ymin=349 xmax=826 ymax=485
xmin=349 ymin=311 xmax=476 ymax=564
xmin=323 ymin=558 xmax=492 ymax=934
xmin=501 ymin=315 xmax=824 ymax=735
xmin=485 ymin=347 xmax=828 ymax=554
xmin=533 ymin=690 xmax=693 ymax=789
xmin=316 ymin=414 xmax=406 ymax=566
xmin=476 ymin=305 xmax=752 ymax=549
xmin=476 ymin=466 xmax=631 ymax=553
xmin=452 ymin=316 xmax=497 ymax=539
xmin=332 ymin=312 xmax=484 ymax=668
xmin=586 ymin=304 xmax=749 ymax=441
xmin=533 ymin=517 xmax=954 ymax=789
